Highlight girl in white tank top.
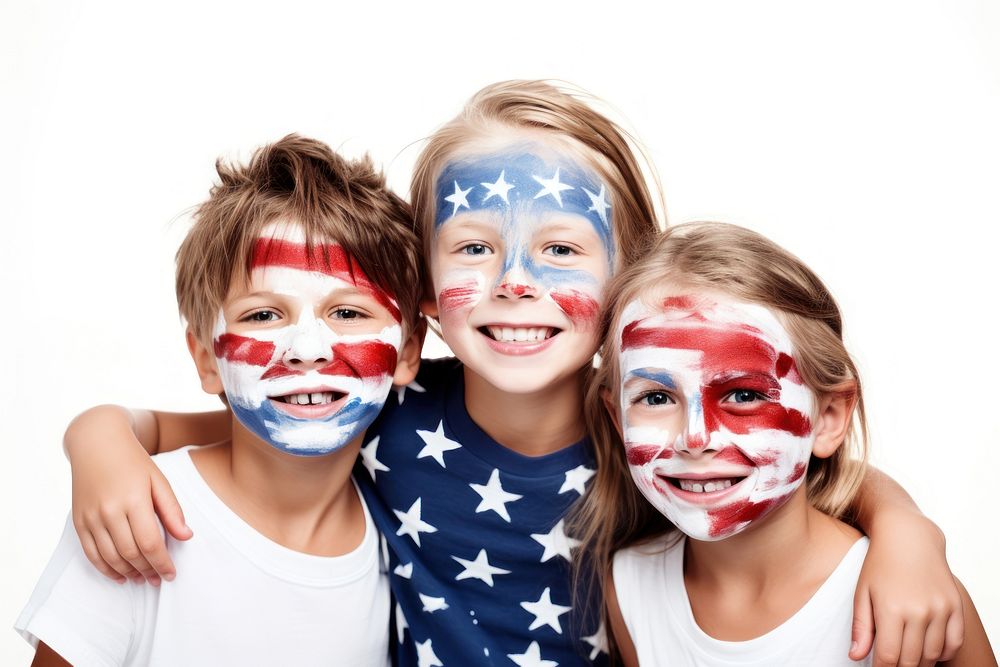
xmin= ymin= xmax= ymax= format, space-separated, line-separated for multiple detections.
xmin=573 ymin=222 xmax=994 ymax=666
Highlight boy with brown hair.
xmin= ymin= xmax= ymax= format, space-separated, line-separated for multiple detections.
xmin=16 ymin=134 xmax=424 ymax=666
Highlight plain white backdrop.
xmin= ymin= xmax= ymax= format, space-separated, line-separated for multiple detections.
xmin=3 ymin=0 xmax=998 ymax=662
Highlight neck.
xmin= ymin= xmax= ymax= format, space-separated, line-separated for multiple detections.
xmin=190 ymin=417 xmax=363 ymax=555
xmin=464 ymin=365 xmax=588 ymax=456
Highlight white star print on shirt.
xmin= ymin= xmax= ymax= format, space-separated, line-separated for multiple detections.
xmin=415 ymin=638 xmax=443 ymax=667
xmin=508 ymin=640 xmax=559 ymax=667
xmin=396 ymin=602 xmax=408 ymax=644
xmin=558 ymin=464 xmax=595 ymax=495
xmin=419 ymin=593 xmax=449 ymax=613
xmin=530 ymin=519 xmax=581 ymax=563
xmin=394 ymin=562 xmax=413 ymax=579
xmin=520 ymin=587 xmax=572 ymax=634
xmin=394 ymin=498 xmax=438 ymax=546
xmin=481 ymin=170 xmax=515 ymax=204
xmin=396 ymin=380 xmax=426 ymax=405
xmin=416 ymin=421 xmax=462 ymax=468
xmin=360 ymin=435 xmax=390 ymax=481
xmin=444 ymin=180 xmax=472 ymax=217
xmin=452 ymin=548 xmax=511 ymax=587
xmin=582 ymin=622 xmax=608 ymax=659
xmin=583 ymin=184 xmax=611 ymax=226
xmin=470 ymin=468 xmax=523 ymax=522
xmin=532 ymin=167 xmax=574 ymax=206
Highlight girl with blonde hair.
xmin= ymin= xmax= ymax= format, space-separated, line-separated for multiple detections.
xmin=575 ymin=221 xmax=994 ymax=665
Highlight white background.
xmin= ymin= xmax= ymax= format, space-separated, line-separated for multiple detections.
xmin=3 ymin=0 xmax=998 ymax=662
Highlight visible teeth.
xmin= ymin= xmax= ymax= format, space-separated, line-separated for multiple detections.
xmin=486 ymin=326 xmax=554 ymax=343
xmin=678 ymin=478 xmax=734 ymax=493
xmin=284 ymin=392 xmax=334 ymax=405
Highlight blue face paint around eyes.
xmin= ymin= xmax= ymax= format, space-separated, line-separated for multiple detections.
xmin=626 ymin=368 xmax=678 ymax=390
xmin=434 ymin=151 xmax=615 ymax=259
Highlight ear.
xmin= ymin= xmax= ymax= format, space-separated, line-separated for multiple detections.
xmin=392 ymin=318 xmax=427 ymax=387
xmin=811 ymin=381 xmax=857 ymax=459
xmin=601 ymin=387 xmax=623 ymax=434
xmin=186 ymin=329 xmax=224 ymax=395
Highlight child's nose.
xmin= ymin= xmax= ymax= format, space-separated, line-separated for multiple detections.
xmin=676 ymin=398 xmax=712 ymax=454
xmin=492 ymin=258 xmax=538 ymax=300
xmin=283 ymin=317 xmax=330 ymax=367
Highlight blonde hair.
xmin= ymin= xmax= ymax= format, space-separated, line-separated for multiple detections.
xmin=571 ymin=221 xmax=870 ymax=660
xmin=176 ymin=134 xmax=423 ymax=345
xmin=410 ymin=80 xmax=663 ymax=278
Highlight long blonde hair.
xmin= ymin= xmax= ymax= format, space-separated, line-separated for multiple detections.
xmin=571 ymin=221 xmax=870 ymax=660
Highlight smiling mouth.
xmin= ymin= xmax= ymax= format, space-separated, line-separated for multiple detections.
xmin=478 ymin=326 xmax=560 ymax=343
xmin=664 ymin=475 xmax=748 ymax=494
xmin=272 ymin=391 xmax=346 ymax=406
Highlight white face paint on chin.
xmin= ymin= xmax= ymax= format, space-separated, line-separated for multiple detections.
xmin=430 ymin=144 xmax=614 ymax=395
xmin=212 ymin=224 xmax=402 ymax=456
xmin=616 ymin=294 xmax=817 ymax=541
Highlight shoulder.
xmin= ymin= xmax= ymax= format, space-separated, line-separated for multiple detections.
xmin=15 ymin=516 xmax=144 ymax=665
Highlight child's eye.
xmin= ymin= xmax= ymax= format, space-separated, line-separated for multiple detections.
xmin=635 ymin=391 xmax=675 ymax=406
xmin=243 ymin=309 xmax=280 ymax=323
xmin=460 ymin=243 xmax=493 ymax=256
xmin=723 ymin=389 xmax=769 ymax=405
xmin=543 ymin=244 xmax=575 ymax=257
xmin=332 ymin=308 xmax=367 ymax=320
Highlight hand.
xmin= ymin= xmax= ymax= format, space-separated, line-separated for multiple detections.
xmin=851 ymin=515 xmax=964 ymax=666
xmin=66 ymin=406 xmax=192 ymax=585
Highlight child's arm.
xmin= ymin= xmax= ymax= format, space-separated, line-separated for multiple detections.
xmin=941 ymin=579 xmax=997 ymax=666
xmin=64 ymin=405 xmax=227 ymax=584
xmin=31 ymin=642 xmax=71 ymax=667
xmin=605 ymin=576 xmax=639 ymax=667
xmin=849 ymin=464 xmax=965 ymax=666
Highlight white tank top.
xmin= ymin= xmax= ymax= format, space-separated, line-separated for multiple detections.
xmin=613 ymin=534 xmax=872 ymax=666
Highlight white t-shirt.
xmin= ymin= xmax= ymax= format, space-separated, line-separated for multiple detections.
xmin=613 ymin=533 xmax=872 ymax=666
xmin=16 ymin=447 xmax=390 ymax=667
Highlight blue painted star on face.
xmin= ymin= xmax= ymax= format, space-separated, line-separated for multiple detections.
xmin=452 ymin=548 xmax=511 ymax=587
xmin=583 ymin=184 xmax=611 ymax=226
xmin=481 ymin=169 xmax=515 ymax=204
xmin=416 ymin=420 xmax=462 ymax=468
xmin=470 ymin=468 xmax=523 ymax=522
xmin=520 ymin=586 xmax=572 ymax=634
xmin=508 ymin=641 xmax=559 ymax=667
xmin=393 ymin=498 xmax=438 ymax=546
xmin=532 ymin=167 xmax=574 ymax=207
xmin=444 ymin=180 xmax=473 ymax=217
xmin=360 ymin=435 xmax=390 ymax=481
xmin=558 ymin=464 xmax=595 ymax=495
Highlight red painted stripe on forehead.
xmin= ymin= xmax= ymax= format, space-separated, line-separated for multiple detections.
xmin=214 ymin=334 xmax=276 ymax=366
xmin=252 ymin=238 xmax=402 ymax=322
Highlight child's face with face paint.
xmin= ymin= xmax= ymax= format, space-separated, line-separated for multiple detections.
xmin=204 ymin=222 xmax=405 ymax=457
xmin=429 ymin=137 xmax=615 ymax=394
xmin=615 ymin=291 xmax=818 ymax=541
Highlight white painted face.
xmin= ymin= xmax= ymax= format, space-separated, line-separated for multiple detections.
xmin=430 ymin=140 xmax=615 ymax=394
xmin=213 ymin=222 xmax=402 ymax=456
xmin=615 ymin=293 xmax=817 ymax=540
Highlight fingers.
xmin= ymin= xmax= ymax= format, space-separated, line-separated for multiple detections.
xmin=152 ymin=472 xmax=192 ymax=542
xmin=850 ymin=583 xmax=875 ymax=660
xmin=106 ymin=514 xmax=160 ymax=586
xmin=941 ymin=602 xmax=965 ymax=661
xmin=870 ymin=613 xmax=903 ymax=667
xmin=897 ymin=617 xmax=932 ymax=667
xmin=92 ymin=526 xmax=145 ymax=583
xmin=74 ymin=523 xmax=126 ymax=584
xmin=919 ymin=613 xmax=947 ymax=667
xmin=127 ymin=501 xmax=176 ymax=582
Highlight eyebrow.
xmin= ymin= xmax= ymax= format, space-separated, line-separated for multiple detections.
xmin=623 ymin=368 xmax=677 ymax=389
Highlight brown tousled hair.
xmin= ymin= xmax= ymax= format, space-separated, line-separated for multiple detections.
xmin=176 ymin=134 xmax=422 ymax=344
xmin=409 ymin=80 xmax=664 ymax=276
xmin=571 ymin=221 xmax=870 ymax=661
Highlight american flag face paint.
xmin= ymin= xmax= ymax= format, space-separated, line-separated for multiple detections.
xmin=431 ymin=146 xmax=614 ymax=394
xmin=212 ymin=223 xmax=402 ymax=456
xmin=616 ymin=294 xmax=816 ymax=540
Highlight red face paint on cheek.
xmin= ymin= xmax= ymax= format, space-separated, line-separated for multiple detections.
xmin=214 ymin=334 xmax=276 ymax=366
xmin=320 ymin=340 xmax=398 ymax=380
xmin=707 ymin=495 xmax=788 ymax=537
xmin=550 ymin=289 xmax=600 ymax=329
xmin=624 ymin=444 xmax=672 ymax=466
xmin=438 ymin=279 xmax=482 ymax=313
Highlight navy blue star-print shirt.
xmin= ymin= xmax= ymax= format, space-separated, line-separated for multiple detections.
xmin=356 ymin=358 xmax=608 ymax=666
